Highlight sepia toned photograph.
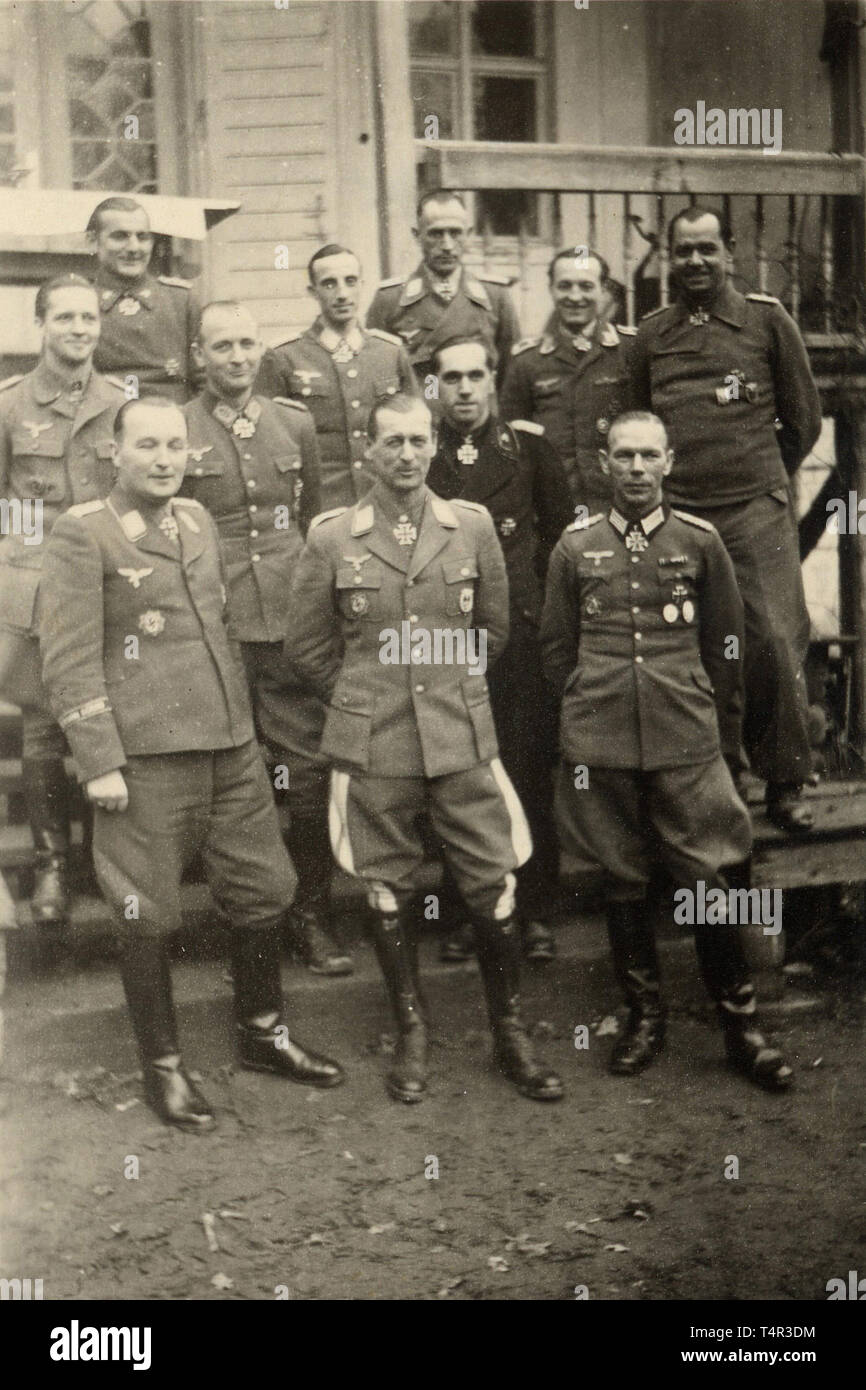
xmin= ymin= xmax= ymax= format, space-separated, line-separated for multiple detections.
xmin=0 ymin=0 xmax=863 ymax=1339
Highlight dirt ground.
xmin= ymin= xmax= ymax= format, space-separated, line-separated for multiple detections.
xmin=1 ymin=914 xmax=863 ymax=1302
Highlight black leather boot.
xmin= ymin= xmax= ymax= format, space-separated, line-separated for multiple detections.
xmin=521 ymin=917 xmax=556 ymax=962
xmin=440 ymin=921 xmax=475 ymax=962
xmin=693 ymin=909 xmax=793 ymax=1092
xmin=22 ymin=758 xmax=71 ymax=927
xmin=606 ymin=900 xmax=666 ymax=1075
xmin=284 ymin=811 xmax=353 ymax=975
xmin=119 ymin=936 xmax=215 ymax=1132
xmin=370 ymin=910 xmax=427 ymax=1102
xmin=766 ymin=782 xmax=814 ymax=833
xmin=233 ymin=926 xmax=344 ymax=1087
xmin=473 ymin=914 xmax=563 ymax=1101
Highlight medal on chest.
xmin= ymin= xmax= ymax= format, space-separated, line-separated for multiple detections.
xmin=625 ymin=528 xmax=649 ymax=553
xmin=457 ymin=439 xmax=478 ymax=466
xmin=232 ymin=415 xmax=256 ymax=438
xmin=117 ymin=296 xmax=142 ymax=317
xmin=688 ymin=309 xmax=709 ymax=326
xmin=393 ymin=514 xmax=417 ymax=546
xmin=332 ymin=339 xmax=354 ymax=365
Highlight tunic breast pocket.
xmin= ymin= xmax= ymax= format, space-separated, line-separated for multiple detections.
xmin=576 ymin=559 xmax=615 ymax=617
xmin=274 ymin=455 xmax=302 ymax=477
xmin=291 ymin=374 xmax=328 ymax=400
xmin=186 ymin=450 xmax=225 ymax=481
xmin=336 ymin=565 xmax=383 ymax=621
xmin=374 ymin=376 xmax=401 ymax=399
xmin=10 ymin=432 xmax=66 ymax=502
xmin=442 ymin=558 xmax=479 ymax=617
xmin=532 ymin=377 xmax=563 ymax=407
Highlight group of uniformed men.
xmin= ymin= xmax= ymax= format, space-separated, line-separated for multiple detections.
xmin=0 ymin=186 xmax=820 ymax=1128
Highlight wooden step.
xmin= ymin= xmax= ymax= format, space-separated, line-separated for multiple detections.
xmin=752 ymin=780 xmax=866 ymax=888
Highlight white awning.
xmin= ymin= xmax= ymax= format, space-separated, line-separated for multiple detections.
xmin=0 ymin=190 xmax=240 ymax=242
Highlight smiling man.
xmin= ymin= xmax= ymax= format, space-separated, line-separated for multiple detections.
xmin=541 ymin=411 xmax=791 ymax=1092
xmin=629 ymin=205 xmax=822 ymax=831
xmin=366 ymin=190 xmax=520 ymax=386
xmin=500 ymin=247 xmax=635 ymax=513
xmin=87 ymin=196 xmax=200 ymax=402
xmin=284 ymin=394 xmax=562 ymax=1106
xmin=0 ymin=274 xmax=124 ymax=929
xmin=257 ymin=244 xmax=416 ymax=509
xmin=39 ymin=396 xmax=344 ymax=1131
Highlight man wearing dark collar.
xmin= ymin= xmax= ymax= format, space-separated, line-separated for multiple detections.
xmin=39 ymin=397 xmax=344 ymax=1131
xmin=365 ymin=190 xmax=520 ymax=388
xmin=88 ymin=196 xmax=200 ymax=403
xmin=0 ymin=273 xmax=124 ymax=930
xmin=256 ymin=244 xmax=416 ymax=509
xmin=629 ymin=205 xmax=822 ymax=832
xmin=542 ymin=410 xmax=791 ymax=1093
xmin=500 ymin=247 xmax=635 ymax=514
xmin=181 ymin=301 xmax=351 ymax=977
xmin=284 ymin=394 xmax=562 ymax=1106
xmin=427 ymin=335 xmax=571 ymax=963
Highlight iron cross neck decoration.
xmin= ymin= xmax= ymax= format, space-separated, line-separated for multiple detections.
xmin=625 ymin=526 xmax=649 ymax=553
xmin=393 ymin=514 xmax=418 ymax=546
xmin=457 ymin=438 xmax=479 ymax=465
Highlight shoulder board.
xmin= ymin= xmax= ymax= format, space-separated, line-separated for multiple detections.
xmin=273 ymin=395 xmax=310 ymax=412
xmin=173 ymin=496 xmax=204 ymax=509
xmin=157 ymin=275 xmax=192 ymax=290
xmin=0 ymin=373 xmax=24 ymax=392
xmin=271 ymin=331 xmax=303 ymax=348
xmin=310 ymin=506 xmax=348 ymax=529
xmin=671 ymin=509 xmax=715 ymax=532
xmin=616 ymin=324 xmax=638 ymax=337
xmin=366 ymin=327 xmax=403 ymax=346
xmin=376 ymin=276 xmax=405 ymax=291
xmin=746 ymin=292 xmax=780 ymax=305
xmin=103 ymin=374 xmax=127 ymax=391
xmin=510 ymin=419 xmax=544 ymax=436
xmin=67 ymin=500 xmax=105 ymax=518
xmin=479 ymin=272 xmax=514 ymax=287
xmin=510 ymin=336 xmax=541 ymax=357
xmin=640 ymin=305 xmax=669 ymax=321
xmin=566 ymin=512 xmax=604 ymax=532
xmin=451 ymin=499 xmax=487 ymax=515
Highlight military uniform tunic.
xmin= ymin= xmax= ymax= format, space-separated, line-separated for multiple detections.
xmin=366 ymin=266 xmax=520 ymax=386
xmin=428 ymin=415 xmax=571 ymax=912
xmin=38 ymin=490 xmax=294 ymax=935
xmin=541 ymin=504 xmax=752 ymax=895
xmin=256 ymin=319 xmax=417 ymax=509
xmin=180 ymin=390 xmax=321 ymax=643
xmin=628 ymin=282 xmax=822 ymax=785
xmin=94 ymin=269 xmax=201 ymax=403
xmin=0 ymin=362 xmax=123 ymax=743
xmin=284 ymin=483 xmax=531 ymax=917
xmin=499 ymin=319 xmax=635 ymax=512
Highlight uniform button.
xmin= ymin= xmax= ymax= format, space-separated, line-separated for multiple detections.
xmin=406 ymin=578 xmax=414 ymax=587
xmin=352 ymin=429 xmax=362 ymax=438
xmin=194 ymin=467 xmax=203 ymax=476
xmin=247 ymin=479 xmax=256 ymax=489
xmin=414 ymin=683 xmax=425 ymax=693
xmin=347 ymin=369 xmax=358 ymax=379
xmin=635 ymin=655 xmax=644 ymax=664
xmin=408 ymin=614 xmax=418 ymax=623
xmin=250 ymin=529 xmax=259 ymax=538
xmin=243 ymin=454 xmax=252 ymax=461
xmin=351 ymin=399 xmax=361 ymax=408
xmin=353 ymin=461 xmax=363 ymax=469
xmin=461 ymin=566 xmax=471 ymax=577
xmin=252 ymin=553 xmax=261 ymax=563
xmin=631 ymin=581 xmax=639 ymax=590
xmin=249 ymin=504 xmax=257 ymax=513
xmin=302 ymin=387 xmax=311 ymax=396
xmin=632 ymin=606 xmax=639 ymax=614
xmin=631 ymin=555 xmax=639 ymax=563
xmin=354 ymin=574 xmax=362 ymax=584
xmin=635 ymin=632 xmax=642 ymax=641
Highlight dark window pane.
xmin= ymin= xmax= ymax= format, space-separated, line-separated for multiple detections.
xmin=410 ymin=69 xmax=455 ymax=139
xmin=472 ymin=1 xmax=536 ymax=57
xmin=476 ymin=189 xmax=538 ymax=238
xmin=407 ymin=1 xmax=457 ymax=56
xmin=473 ymin=75 xmax=536 ymax=142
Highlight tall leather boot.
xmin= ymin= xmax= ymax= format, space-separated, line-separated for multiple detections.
xmin=284 ymin=810 xmax=352 ymax=976
xmin=119 ymin=936 xmax=215 ymax=1132
xmin=232 ymin=925 xmax=344 ymax=1087
xmin=370 ymin=910 xmax=427 ymax=1103
xmin=473 ymin=913 xmax=563 ymax=1101
xmin=693 ymin=907 xmax=793 ymax=1092
xmin=22 ymin=758 xmax=71 ymax=927
xmin=606 ymin=899 xmax=666 ymax=1075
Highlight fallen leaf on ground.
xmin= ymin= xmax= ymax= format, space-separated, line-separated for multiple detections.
xmin=211 ymin=1272 xmax=233 ymax=1290
xmin=437 ymin=1277 xmax=464 ymax=1298
xmin=115 ymin=1098 xmax=139 ymax=1112
xmin=487 ymin=1255 xmax=509 ymax=1272
xmin=304 ymin=1233 xmax=325 ymax=1245
xmin=368 ymin=1222 xmax=396 ymax=1235
xmin=201 ymin=1213 xmax=219 ymax=1253
xmin=565 ymin=1222 xmax=601 ymax=1237
xmin=604 ymin=1244 xmax=630 ymax=1253
xmin=218 ymin=1210 xmax=248 ymax=1221
xmin=613 ymin=1153 xmax=633 ymax=1166
xmin=595 ymin=1016 xmax=620 ymax=1037
xmin=92 ymin=1186 xmax=113 ymax=1198
xmin=109 ymin=1223 xmax=126 ymax=1237
xmin=505 ymin=1232 xmax=552 ymax=1255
